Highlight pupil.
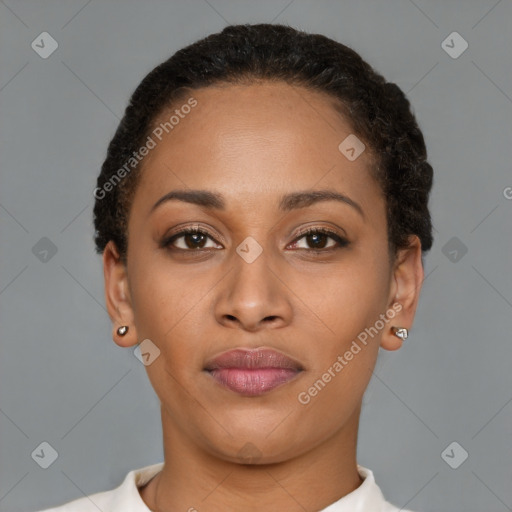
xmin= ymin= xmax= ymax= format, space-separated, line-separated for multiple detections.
xmin=187 ymin=233 xmax=205 ymax=249
xmin=308 ymin=233 xmax=326 ymax=248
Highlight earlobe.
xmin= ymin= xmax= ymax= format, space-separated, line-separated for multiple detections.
xmin=381 ymin=324 xmax=406 ymax=351
xmin=380 ymin=236 xmax=423 ymax=351
xmin=112 ymin=323 xmax=137 ymax=348
xmin=103 ymin=241 xmax=139 ymax=347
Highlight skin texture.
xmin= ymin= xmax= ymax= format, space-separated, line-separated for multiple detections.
xmin=103 ymin=82 xmax=424 ymax=511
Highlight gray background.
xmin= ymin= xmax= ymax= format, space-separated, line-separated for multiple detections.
xmin=1 ymin=1 xmax=511 ymax=511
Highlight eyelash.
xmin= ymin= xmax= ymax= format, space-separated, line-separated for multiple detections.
xmin=161 ymin=226 xmax=349 ymax=254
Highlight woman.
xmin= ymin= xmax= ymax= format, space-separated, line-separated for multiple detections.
xmin=40 ymin=23 xmax=432 ymax=512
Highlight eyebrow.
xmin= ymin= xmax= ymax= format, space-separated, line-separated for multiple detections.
xmin=150 ymin=189 xmax=364 ymax=218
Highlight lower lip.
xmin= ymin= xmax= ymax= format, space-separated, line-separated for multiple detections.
xmin=207 ymin=368 xmax=300 ymax=396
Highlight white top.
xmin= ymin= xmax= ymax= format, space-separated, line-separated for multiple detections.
xmin=37 ymin=462 xmax=414 ymax=512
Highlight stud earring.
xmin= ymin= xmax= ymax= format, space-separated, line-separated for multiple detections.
xmin=116 ymin=325 xmax=129 ymax=336
xmin=391 ymin=326 xmax=408 ymax=340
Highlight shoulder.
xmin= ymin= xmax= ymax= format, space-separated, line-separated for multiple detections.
xmin=381 ymin=502 xmax=416 ymax=512
xmin=34 ymin=462 xmax=164 ymax=512
xmin=358 ymin=465 xmax=417 ymax=512
xmin=319 ymin=465 xmax=417 ymax=512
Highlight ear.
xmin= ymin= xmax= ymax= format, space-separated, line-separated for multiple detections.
xmin=103 ymin=241 xmax=138 ymax=347
xmin=381 ymin=235 xmax=424 ymax=351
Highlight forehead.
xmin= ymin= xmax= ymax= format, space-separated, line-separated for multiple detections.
xmin=133 ymin=81 xmax=381 ymax=214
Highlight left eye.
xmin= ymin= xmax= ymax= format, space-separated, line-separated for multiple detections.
xmin=289 ymin=228 xmax=348 ymax=251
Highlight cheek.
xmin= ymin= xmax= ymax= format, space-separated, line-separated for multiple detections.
xmin=294 ymin=249 xmax=391 ymax=347
xmin=292 ymin=259 xmax=389 ymax=429
xmin=126 ymin=260 xmax=209 ymax=407
xmin=127 ymin=252 xmax=214 ymax=362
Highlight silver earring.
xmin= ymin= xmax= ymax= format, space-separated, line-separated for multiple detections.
xmin=392 ymin=326 xmax=408 ymax=340
xmin=117 ymin=325 xmax=129 ymax=336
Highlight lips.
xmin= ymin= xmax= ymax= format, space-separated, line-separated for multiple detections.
xmin=204 ymin=348 xmax=303 ymax=396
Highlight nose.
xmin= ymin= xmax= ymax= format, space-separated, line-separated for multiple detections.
xmin=214 ymin=247 xmax=292 ymax=332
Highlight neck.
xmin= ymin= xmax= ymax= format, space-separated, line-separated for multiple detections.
xmin=141 ymin=404 xmax=364 ymax=512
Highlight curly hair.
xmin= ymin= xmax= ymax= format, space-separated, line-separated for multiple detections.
xmin=93 ymin=23 xmax=433 ymax=262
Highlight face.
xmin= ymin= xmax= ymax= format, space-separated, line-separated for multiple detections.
xmin=104 ymin=81 xmax=422 ymax=465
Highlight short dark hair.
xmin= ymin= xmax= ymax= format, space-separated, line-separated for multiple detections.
xmin=93 ymin=23 xmax=433 ymax=261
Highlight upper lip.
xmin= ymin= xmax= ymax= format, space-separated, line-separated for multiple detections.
xmin=204 ymin=348 xmax=304 ymax=371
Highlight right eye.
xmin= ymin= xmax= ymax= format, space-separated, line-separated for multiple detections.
xmin=161 ymin=227 xmax=223 ymax=251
